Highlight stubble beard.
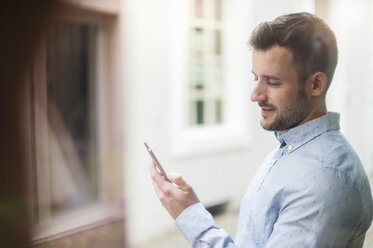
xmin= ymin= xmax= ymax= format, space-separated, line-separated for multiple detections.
xmin=260 ymin=88 xmax=311 ymax=131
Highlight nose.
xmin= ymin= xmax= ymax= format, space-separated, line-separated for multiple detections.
xmin=250 ymin=80 xmax=267 ymax=102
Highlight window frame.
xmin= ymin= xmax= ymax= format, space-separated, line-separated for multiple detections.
xmin=29 ymin=3 xmax=123 ymax=243
xmin=169 ymin=0 xmax=252 ymax=158
xmin=189 ymin=0 xmax=225 ymax=127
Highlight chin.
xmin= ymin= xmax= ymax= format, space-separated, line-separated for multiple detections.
xmin=260 ymin=120 xmax=273 ymax=131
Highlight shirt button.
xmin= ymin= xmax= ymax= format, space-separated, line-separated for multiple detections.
xmin=288 ymin=145 xmax=293 ymax=151
xmin=271 ymin=159 xmax=276 ymax=163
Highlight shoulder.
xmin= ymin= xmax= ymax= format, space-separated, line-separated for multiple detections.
xmin=283 ymin=129 xmax=370 ymax=204
xmin=285 ymin=129 xmax=372 ymax=219
xmin=298 ymin=129 xmax=364 ymax=184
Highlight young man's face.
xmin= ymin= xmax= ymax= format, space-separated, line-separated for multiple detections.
xmin=251 ymin=45 xmax=312 ymax=131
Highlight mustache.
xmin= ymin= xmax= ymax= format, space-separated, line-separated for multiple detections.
xmin=258 ymin=101 xmax=275 ymax=109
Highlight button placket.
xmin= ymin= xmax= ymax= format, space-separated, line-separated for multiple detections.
xmin=257 ymin=147 xmax=285 ymax=191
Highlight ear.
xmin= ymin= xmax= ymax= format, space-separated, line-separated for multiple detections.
xmin=309 ymin=72 xmax=327 ymax=97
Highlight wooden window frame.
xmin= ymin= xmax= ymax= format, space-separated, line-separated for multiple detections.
xmin=28 ymin=2 xmax=124 ymax=243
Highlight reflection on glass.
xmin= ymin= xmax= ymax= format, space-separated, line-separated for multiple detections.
xmin=47 ymin=20 xmax=98 ymax=215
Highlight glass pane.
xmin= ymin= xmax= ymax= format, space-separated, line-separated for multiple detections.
xmin=191 ymin=28 xmax=204 ymax=57
xmin=214 ymin=0 xmax=222 ymax=20
xmin=47 ymin=20 xmax=98 ymax=215
xmin=214 ymin=30 xmax=222 ymax=55
xmin=194 ymin=0 xmax=203 ymax=18
xmin=215 ymin=64 xmax=223 ymax=88
xmin=191 ymin=63 xmax=204 ymax=90
xmin=189 ymin=0 xmax=225 ymax=127
xmin=196 ymin=100 xmax=205 ymax=124
xmin=215 ymin=99 xmax=223 ymax=123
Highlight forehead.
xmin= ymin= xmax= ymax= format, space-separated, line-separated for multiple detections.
xmin=252 ymin=45 xmax=297 ymax=77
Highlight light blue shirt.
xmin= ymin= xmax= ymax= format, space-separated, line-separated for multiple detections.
xmin=176 ymin=112 xmax=373 ymax=247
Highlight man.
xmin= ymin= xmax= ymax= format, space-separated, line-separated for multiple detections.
xmin=149 ymin=12 xmax=373 ymax=247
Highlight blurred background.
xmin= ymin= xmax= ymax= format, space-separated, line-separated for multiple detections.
xmin=5 ymin=0 xmax=373 ymax=247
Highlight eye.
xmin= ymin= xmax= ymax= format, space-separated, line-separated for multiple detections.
xmin=265 ymin=79 xmax=280 ymax=86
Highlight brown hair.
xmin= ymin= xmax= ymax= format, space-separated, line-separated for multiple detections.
xmin=249 ymin=12 xmax=338 ymax=90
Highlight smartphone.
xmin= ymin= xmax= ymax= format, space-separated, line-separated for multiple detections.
xmin=144 ymin=142 xmax=170 ymax=182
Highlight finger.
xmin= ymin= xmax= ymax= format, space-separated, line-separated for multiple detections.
xmin=149 ymin=160 xmax=172 ymax=183
xmin=149 ymin=161 xmax=163 ymax=184
xmin=150 ymin=170 xmax=175 ymax=204
xmin=167 ymin=173 xmax=190 ymax=191
xmin=149 ymin=161 xmax=170 ymax=188
xmin=151 ymin=180 xmax=163 ymax=199
xmin=149 ymin=164 xmax=168 ymax=199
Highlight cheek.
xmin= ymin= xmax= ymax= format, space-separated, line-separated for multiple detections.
xmin=268 ymin=90 xmax=295 ymax=108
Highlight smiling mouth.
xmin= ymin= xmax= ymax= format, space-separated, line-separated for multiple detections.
xmin=261 ymin=106 xmax=274 ymax=110
xmin=258 ymin=103 xmax=275 ymax=115
xmin=261 ymin=108 xmax=274 ymax=114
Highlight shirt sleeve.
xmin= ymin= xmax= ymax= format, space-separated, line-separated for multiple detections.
xmin=175 ymin=202 xmax=238 ymax=248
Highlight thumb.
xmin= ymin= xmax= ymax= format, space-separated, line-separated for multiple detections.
xmin=168 ymin=173 xmax=190 ymax=191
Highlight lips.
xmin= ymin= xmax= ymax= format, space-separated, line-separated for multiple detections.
xmin=261 ymin=108 xmax=274 ymax=115
xmin=258 ymin=103 xmax=275 ymax=115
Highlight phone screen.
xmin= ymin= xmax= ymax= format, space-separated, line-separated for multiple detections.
xmin=144 ymin=142 xmax=170 ymax=182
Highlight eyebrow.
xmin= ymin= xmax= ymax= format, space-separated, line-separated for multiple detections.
xmin=252 ymin=70 xmax=282 ymax=81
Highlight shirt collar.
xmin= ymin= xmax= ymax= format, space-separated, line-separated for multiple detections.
xmin=274 ymin=112 xmax=340 ymax=151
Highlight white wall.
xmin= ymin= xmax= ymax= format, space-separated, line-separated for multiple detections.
xmin=119 ymin=0 xmax=315 ymax=246
xmin=326 ymin=0 xmax=373 ymax=175
xmin=251 ymin=0 xmax=314 ymax=23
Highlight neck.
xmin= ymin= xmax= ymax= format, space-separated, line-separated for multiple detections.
xmin=300 ymin=99 xmax=328 ymax=126
xmin=282 ymin=100 xmax=327 ymax=133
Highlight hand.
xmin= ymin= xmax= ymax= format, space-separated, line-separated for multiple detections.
xmin=149 ymin=161 xmax=200 ymax=219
